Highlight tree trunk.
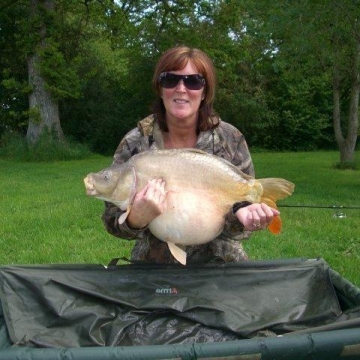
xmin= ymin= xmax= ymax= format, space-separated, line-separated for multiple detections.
xmin=26 ymin=54 xmax=64 ymax=144
xmin=26 ymin=0 xmax=64 ymax=145
xmin=332 ymin=34 xmax=359 ymax=164
xmin=343 ymin=38 xmax=360 ymax=163
xmin=332 ymin=63 xmax=343 ymax=152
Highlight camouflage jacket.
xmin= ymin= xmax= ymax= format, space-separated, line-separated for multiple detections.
xmin=102 ymin=115 xmax=255 ymax=264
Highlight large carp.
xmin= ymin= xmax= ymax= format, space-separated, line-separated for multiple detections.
xmin=84 ymin=149 xmax=294 ymax=265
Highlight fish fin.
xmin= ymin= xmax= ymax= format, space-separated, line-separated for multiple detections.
xmin=178 ymin=148 xmax=207 ymax=155
xmin=119 ymin=198 xmax=130 ymax=211
xmin=257 ymin=178 xmax=295 ymax=234
xmin=118 ymin=208 xmax=130 ymax=224
xmin=267 ymin=216 xmax=282 ymax=234
xmin=118 ymin=167 xmax=138 ymax=225
xmin=128 ymin=166 xmax=138 ymax=204
xmin=258 ymin=178 xmax=295 ymax=203
xmin=168 ymin=242 xmax=187 ymax=265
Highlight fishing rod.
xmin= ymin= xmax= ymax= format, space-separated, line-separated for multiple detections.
xmin=278 ymin=204 xmax=360 ymax=210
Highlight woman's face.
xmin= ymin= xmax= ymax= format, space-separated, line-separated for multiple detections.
xmin=161 ymin=60 xmax=205 ymax=125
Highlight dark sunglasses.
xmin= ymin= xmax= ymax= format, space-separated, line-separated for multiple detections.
xmin=158 ymin=72 xmax=206 ymax=90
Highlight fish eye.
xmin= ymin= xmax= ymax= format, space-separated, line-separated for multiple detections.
xmin=103 ymin=170 xmax=111 ymax=180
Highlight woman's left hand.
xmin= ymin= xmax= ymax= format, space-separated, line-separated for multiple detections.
xmin=235 ymin=203 xmax=280 ymax=231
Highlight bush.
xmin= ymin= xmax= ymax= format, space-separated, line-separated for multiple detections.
xmin=0 ymin=131 xmax=93 ymax=162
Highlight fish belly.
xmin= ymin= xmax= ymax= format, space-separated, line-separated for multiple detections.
xmin=148 ymin=189 xmax=227 ymax=246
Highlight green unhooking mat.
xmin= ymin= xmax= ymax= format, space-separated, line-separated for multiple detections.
xmin=1 ymin=258 xmax=360 ymax=350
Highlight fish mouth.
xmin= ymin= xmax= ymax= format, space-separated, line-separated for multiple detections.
xmin=83 ymin=176 xmax=98 ymax=196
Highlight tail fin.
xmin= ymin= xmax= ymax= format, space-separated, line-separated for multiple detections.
xmin=268 ymin=215 xmax=282 ymax=234
xmin=258 ymin=178 xmax=295 ymax=234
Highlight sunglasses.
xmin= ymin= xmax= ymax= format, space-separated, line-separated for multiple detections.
xmin=158 ymin=72 xmax=206 ymax=90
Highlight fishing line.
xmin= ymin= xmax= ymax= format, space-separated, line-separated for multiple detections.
xmin=278 ymin=204 xmax=360 ymax=210
xmin=277 ymin=204 xmax=359 ymax=219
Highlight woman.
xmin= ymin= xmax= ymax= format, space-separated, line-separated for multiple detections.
xmin=102 ymin=46 xmax=279 ymax=263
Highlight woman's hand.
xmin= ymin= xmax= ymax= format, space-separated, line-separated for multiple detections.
xmin=235 ymin=203 xmax=280 ymax=231
xmin=125 ymin=179 xmax=167 ymax=229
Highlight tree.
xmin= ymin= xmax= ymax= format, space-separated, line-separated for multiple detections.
xmin=1 ymin=0 xmax=110 ymax=145
xmin=330 ymin=1 xmax=360 ymax=162
xmin=248 ymin=0 xmax=359 ymax=162
xmin=26 ymin=0 xmax=65 ymax=144
xmin=2 ymin=0 xmax=354 ymax=155
xmin=0 ymin=1 xmax=29 ymax=136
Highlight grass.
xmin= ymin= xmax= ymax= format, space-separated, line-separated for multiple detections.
xmin=0 ymin=156 xmax=133 ymax=265
xmin=0 ymin=151 xmax=359 ymax=286
xmin=245 ymin=151 xmax=360 ymax=286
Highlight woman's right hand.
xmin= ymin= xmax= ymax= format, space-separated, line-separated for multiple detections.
xmin=125 ymin=179 xmax=167 ymax=229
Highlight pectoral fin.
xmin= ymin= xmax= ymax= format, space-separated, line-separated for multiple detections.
xmin=118 ymin=207 xmax=130 ymax=224
xmin=168 ymin=242 xmax=187 ymax=265
xmin=118 ymin=166 xmax=138 ymax=225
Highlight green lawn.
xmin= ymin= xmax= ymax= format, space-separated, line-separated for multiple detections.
xmin=0 ymin=151 xmax=359 ymax=286
xmin=246 ymin=151 xmax=360 ymax=286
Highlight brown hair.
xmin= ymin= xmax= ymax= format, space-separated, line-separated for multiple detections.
xmin=152 ymin=46 xmax=219 ymax=132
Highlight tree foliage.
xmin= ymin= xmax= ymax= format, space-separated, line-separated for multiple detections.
xmin=0 ymin=0 xmax=358 ymax=159
xmin=243 ymin=0 xmax=359 ymax=160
